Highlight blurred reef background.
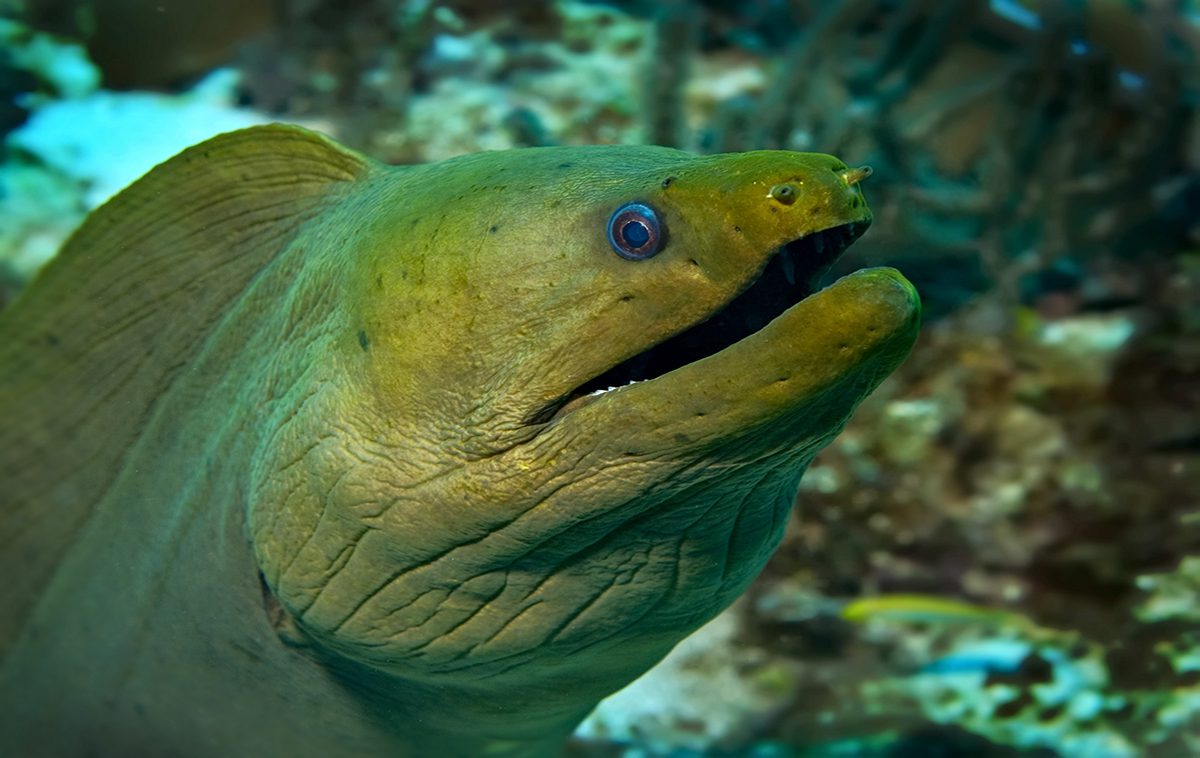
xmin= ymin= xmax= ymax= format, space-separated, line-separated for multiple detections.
xmin=1 ymin=0 xmax=1198 ymax=755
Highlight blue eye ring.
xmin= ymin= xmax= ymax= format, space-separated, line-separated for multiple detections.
xmin=607 ymin=202 xmax=664 ymax=260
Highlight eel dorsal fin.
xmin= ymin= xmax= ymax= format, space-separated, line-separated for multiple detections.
xmin=0 ymin=124 xmax=370 ymax=653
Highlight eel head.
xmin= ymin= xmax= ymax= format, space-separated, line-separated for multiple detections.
xmin=248 ymin=145 xmax=919 ymax=723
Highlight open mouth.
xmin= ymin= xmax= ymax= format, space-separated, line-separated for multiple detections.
xmin=530 ymin=220 xmax=869 ymax=424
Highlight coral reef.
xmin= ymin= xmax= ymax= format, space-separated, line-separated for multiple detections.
xmin=234 ymin=0 xmax=652 ymax=160
xmin=577 ymin=604 xmax=799 ymax=755
xmin=739 ymin=281 xmax=1200 ymax=755
xmin=0 ymin=24 xmax=273 ymax=286
xmin=10 ymin=69 xmax=271 ymax=208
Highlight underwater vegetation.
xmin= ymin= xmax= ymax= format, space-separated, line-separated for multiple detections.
xmin=0 ymin=0 xmax=1197 ymax=755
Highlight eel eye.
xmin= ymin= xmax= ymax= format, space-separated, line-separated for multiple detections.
xmin=607 ymin=202 xmax=663 ymax=260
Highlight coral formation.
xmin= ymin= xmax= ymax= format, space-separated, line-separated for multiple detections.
xmin=0 ymin=54 xmax=271 ymax=287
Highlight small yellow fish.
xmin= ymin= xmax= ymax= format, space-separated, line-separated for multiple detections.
xmin=841 ymin=593 xmax=1026 ymax=627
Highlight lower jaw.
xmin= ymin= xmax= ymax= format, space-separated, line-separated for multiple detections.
xmin=560 ymin=267 xmax=917 ymax=419
xmin=545 ymin=267 xmax=920 ymax=455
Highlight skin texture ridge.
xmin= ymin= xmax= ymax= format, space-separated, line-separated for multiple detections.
xmin=0 ymin=124 xmax=920 ymax=757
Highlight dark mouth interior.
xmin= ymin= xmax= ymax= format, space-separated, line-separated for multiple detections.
xmin=532 ymin=221 xmax=867 ymax=424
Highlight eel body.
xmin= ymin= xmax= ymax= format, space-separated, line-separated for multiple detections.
xmin=0 ymin=125 xmax=919 ymax=756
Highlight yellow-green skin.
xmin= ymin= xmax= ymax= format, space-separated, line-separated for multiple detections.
xmin=0 ymin=125 xmax=919 ymax=756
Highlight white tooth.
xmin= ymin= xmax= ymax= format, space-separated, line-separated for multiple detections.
xmin=781 ymin=251 xmax=796 ymax=286
xmin=588 ymin=379 xmax=643 ymax=398
xmin=586 ymin=378 xmax=646 ymax=399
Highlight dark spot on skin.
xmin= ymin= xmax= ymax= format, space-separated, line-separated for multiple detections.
xmin=661 ymin=176 xmax=675 ymax=188
xmin=695 ymin=412 xmax=706 ymax=417
xmin=401 ymin=270 xmax=409 ymax=280
xmin=489 ymin=225 xmax=499 ymax=233
xmin=733 ymin=226 xmax=741 ymax=233
xmin=688 ymin=258 xmax=699 ymax=267
xmin=375 ymin=274 xmax=384 ymax=290
xmin=558 ymin=162 xmax=573 ymax=169
xmin=357 ymin=330 xmax=370 ymax=351
xmin=624 ymin=451 xmax=638 ymax=457
xmin=776 ymin=377 xmax=789 ymax=383
xmin=673 ymin=433 xmax=689 ymax=444
xmin=769 ymin=206 xmax=778 ymax=214
xmin=43 ymin=333 xmax=59 ymax=346
xmin=619 ymin=295 xmax=634 ymax=303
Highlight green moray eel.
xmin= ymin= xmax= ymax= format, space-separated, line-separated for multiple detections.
xmin=0 ymin=124 xmax=919 ymax=757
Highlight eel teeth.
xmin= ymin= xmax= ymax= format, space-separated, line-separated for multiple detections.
xmin=588 ymin=379 xmax=643 ymax=397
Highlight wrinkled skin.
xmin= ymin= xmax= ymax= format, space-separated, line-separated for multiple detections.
xmin=0 ymin=126 xmax=919 ymax=756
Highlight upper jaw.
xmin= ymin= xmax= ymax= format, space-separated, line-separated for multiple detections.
xmin=531 ymin=215 xmax=872 ymax=425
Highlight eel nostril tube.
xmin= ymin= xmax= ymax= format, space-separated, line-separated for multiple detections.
xmin=839 ymin=165 xmax=873 ymax=186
